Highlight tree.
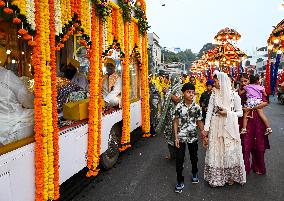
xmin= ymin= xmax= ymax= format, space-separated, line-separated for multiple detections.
xmin=164 ymin=49 xmax=196 ymax=65
xmin=197 ymin=43 xmax=217 ymax=58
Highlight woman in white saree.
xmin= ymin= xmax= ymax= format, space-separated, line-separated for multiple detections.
xmin=204 ymin=71 xmax=246 ymax=187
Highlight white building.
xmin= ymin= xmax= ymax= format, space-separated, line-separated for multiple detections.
xmin=148 ymin=32 xmax=162 ymax=73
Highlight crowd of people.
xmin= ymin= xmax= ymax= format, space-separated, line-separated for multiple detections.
xmin=149 ymin=71 xmax=272 ymax=193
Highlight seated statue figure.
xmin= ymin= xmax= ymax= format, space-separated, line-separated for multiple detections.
xmin=102 ymin=60 xmax=122 ymax=108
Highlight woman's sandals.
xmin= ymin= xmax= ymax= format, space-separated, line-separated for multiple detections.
xmin=240 ymin=128 xmax=247 ymax=135
xmin=265 ymin=128 xmax=272 ymax=136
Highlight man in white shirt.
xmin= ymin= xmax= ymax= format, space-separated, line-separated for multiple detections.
xmin=102 ymin=61 xmax=122 ymax=108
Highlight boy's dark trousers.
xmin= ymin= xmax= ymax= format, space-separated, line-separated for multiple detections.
xmin=176 ymin=141 xmax=198 ymax=183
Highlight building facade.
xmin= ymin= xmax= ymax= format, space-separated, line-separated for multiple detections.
xmin=148 ymin=32 xmax=162 ymax=73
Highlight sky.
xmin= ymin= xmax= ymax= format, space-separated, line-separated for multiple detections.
xmin=146 ymin=0 xmax=284 ymax=55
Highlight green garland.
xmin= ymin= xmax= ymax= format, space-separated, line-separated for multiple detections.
xmin=133 ymin=5 xmax=150 ymax=35
xmin=91 ymin=0 xmax=112 ymax=22
xmin=117 ymin=0 xmax=134 ymax=22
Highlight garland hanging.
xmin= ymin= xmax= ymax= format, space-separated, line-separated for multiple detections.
xmin=141 ymin=35 xmax=151 ymax=137
xmin=118 ymin=0 xmax=133 ymax=22
xmin=87 ymin=6 xmax=102 ymax=177
xmin=33 ymin=0 xmax=44 ymax=200
xmin=48 ymin=0 xmax=60 ymax=198
xmin=55 ymin=13 xmax=91 ymax=51
xmin=120 ymin=21 xmax=131 ymax=151
xmin=91 ymin=0 xmax=112 ymax=22
xmin=133 ymin=1 xmax=150 ymax=35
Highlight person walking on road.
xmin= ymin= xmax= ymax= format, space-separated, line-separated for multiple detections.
xmin=173 ymin=83 xmax=205 ymax=193
xmin=156 ymin=75 xmax=182 ymax=160
xmin=199 ymin=80 xmax=214 ymax=123
xmin=203 ymin=71 xmax=246 ymax=187
xmin=149 ymin=76 xmax=161 ymax=136
xmin=238 ymin=74 xmax=270 ymax=175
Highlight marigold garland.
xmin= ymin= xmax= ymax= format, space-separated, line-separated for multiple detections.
xmin=80 ymin=0 xmax=91 ymax=36
xmin=120 ymin=21 xmax=131 ymax=151
xmin=33 ymin=1 xmax=44 ymax=200
xmin=49 ymin=0 xmax=60 ymax=198
xmin=141 ymin=35 xmax=151 ymax=137
xmin=87 ymin=6 xmax=102 ymax=177
xmin=111 ymin=6 xmax=118 ymax=39
xmin=11 ymin=0 xmax=27 ymax=15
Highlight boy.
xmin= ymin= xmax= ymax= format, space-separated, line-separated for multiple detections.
xmin=173 ymin=83 xmax=205 ymax=193
xmin=199 ymin=80 xmax=214 ymax=123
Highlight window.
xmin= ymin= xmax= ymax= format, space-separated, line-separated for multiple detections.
xmin=56 ymin=35 xmax=90 ymax=127
xmin=0 ymin=21 xmax=34 ymax=149
xmin=129 ymin=61 xmax=140 ymax=101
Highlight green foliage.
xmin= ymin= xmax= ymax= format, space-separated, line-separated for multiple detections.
xmin=118 ymin=0 xmax=134 ymax=22
xmin=133 ymin=6 xmax=150 ymax=35
xmin=197 ymin=43 xmax=217 ymax=58
xmin=164 ymin=49 xmax=196 ymax=65
xmin=91 ymin=0 xmax=112 ymax=21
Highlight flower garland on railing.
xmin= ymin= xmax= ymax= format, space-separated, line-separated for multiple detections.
xmin=87 ymin=6 xmax=102 ymax=177
xmin=120 ymin=21 xmax=131 ymax=151
xmin=118 ymin=0 xmax=133 ymax=22
xmin=49 ymin=0 xmax=60 ymax=199
xmin=91 ymin=0 xmax=112 ymax=22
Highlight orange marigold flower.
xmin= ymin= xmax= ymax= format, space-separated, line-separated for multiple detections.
xmin=13 ymin=17 xmax=21 ymax=24
xmin=23 ymin=34 xmax=32 ymax=40
xmin=28 ymin=40 xmax=37 ymax=46
xmin=18 ymin=29 xmax=28 ymax=35
xmin=0 ymin=1 xmax=5 ymax=7
xmin=3 ymin=7 xmax=13 ymax=14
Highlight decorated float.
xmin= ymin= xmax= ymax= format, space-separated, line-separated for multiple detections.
xmin=267 ymin=19 xmax=284 ymax=95
xmin=0 ymin=0 xmax=150 ymax=200
xmin=191 ymin=28 xmax=247 ymax=80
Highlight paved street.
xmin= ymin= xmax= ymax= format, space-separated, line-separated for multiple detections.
xmin=72 ymin=98 xmax=284 ymax=201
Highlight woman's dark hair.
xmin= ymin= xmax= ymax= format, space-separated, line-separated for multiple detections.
xmin=64 ymin=64 xmax=77 ymax=80
xmin=213 ymin=74 xmax=218 ymax=79
xmin=249 ymin=74 xmax=260 ymax=84
xmin=241 ymin=73 xmax=249 ymax=80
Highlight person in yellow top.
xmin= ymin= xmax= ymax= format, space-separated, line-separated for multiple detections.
xmin=189 ymin=76 xmax=206 ymax=105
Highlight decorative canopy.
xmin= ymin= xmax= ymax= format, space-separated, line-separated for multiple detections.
xmin=268 ymin=19 xmax=284 ymax=52
xmin=214 ymin=27 xmax=241 ymax=42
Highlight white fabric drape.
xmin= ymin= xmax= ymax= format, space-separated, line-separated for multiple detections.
xmin=0 ymin=66 xmax=34 ymax=145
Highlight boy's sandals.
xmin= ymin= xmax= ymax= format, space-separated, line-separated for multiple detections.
xmin=265 ymin=128 xmax=272 ymax=136
xmin=240 ymin=128 xmax=247 ymax=135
